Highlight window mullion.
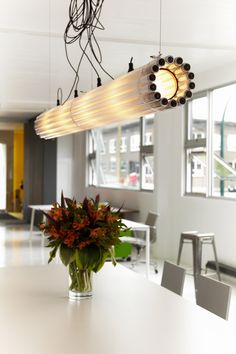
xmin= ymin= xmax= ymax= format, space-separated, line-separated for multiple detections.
xmin=207 ymin=90 xmax=213 ymax=197
xmin=140 ymin=117 xmax=144 ymax=189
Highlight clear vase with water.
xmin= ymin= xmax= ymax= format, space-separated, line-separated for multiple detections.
xmin=68 ymin=261 xmax=92 ymax=300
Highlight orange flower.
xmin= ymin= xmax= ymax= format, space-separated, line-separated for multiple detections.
xmin=78 ymin=240 xmax=92 ymax=250
xmin=48 ymin=226 xmax=62 ymax=239
xmin=64 ymin=230 xmax=77 ymax=247
xmin=73 ymin=217 xmax=89 ymax=230
xmin=106 ymin=214 xmax=118 ymax=223
xmin=90 ymin=228 xmax=105 ymax=238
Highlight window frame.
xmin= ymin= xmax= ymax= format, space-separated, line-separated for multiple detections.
xmin=87 ymin=116 xmax=154 ymax=192
xmin=185 ymin=91 xmax=208 ymax=197
xmin=185 ymin=82 xmax=236 ymax=200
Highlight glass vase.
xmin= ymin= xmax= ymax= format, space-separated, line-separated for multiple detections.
xmin=68 ymin=261 xmax=92 ymax=300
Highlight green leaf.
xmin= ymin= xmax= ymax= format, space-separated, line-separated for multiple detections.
xmin=94 ymin=194 xmax=100 ymax=209
xmin=64 ymin=197 xmax=75 ymax=208
xmin=59 ymin=244 xmax=75 ymax=266
xmin=48 ymin=246 xmax=58 ymax=263
xmin=41 ymin=210 xmax=56 ymax=225
xmin=76 ymin=245 xmax=101 ymax=271
xmin=120 ymin=228 xmax=132 ymax=237
xmin=75 ymin=249 xmax=83 ymax=270
xmin=82 ymin=197 xmax=89 ymax=212
xmin=109 ymin=246 xmax=117 ymax=267
xmin=61 ymin=191 xmax=65 ymax=208
xmin=93 ymin=248 xmax=109 ymax=273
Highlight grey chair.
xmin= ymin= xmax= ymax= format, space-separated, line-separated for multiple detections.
xmin=121 ymin=211 xmax=159 ymax=273
xmin=161 ymin=261 xmax=186 ymax=296
xmin=196 ymin=275 xmax=231 ymax=320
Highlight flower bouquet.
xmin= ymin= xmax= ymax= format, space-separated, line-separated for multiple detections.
xmin=40 ymin=193 xmax=127 ymax=300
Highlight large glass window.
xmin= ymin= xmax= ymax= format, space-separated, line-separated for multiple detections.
xmin=88 ymin=116 xmax=154 ymax=190
xmin=186 ymin=83 xmax=236 ymax=198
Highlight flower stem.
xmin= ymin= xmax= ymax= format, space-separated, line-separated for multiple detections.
xmin=69 ymin=261 xmax=92 ymax=293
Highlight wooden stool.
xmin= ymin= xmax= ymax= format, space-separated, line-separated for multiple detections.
xmin=177 ymin=231 xmax=221 ymax=292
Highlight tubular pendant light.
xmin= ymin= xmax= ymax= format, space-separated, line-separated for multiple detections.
xmin=35 ymin=56 xmax=195 ymax=139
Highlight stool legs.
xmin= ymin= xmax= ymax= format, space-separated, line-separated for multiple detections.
xmin=177 ymin=236 xmax=184 ymax=266
xmin=177 ymin=236 xmax=200 ymax=295
xmin=212 ymin=239 xmax=221 ymax=281
xmin=192 ymin=238 xmax=202 ymax=296
xmin=177 ymin=233 xmax=221 ymax=298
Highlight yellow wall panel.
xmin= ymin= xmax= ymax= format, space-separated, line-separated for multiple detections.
xmin=13 ymin=129 xmax=24 ymax=210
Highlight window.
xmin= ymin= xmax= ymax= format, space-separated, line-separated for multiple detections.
xmin=130 ymin=134 xmax=140 ymax=152
xmin=88 ymin=116 xmax=154 ymax=190
xmin=145 ymin=132 xmax=153 ymax=145
xmin=214 ymin=134 xmax=221 ymax=151
xmin=109 ymin=139 xmax=116 ymax=153
xmin=141 ymin=114 xmax=154 ymax=190
xmin=186 ymin=83 xmax=236 ymax=198
xmin=186 ymin=146 xmax=207 ymax=194
xmin=227 ymin=134 xmax=236 ymax=151
xmin=120 ymin=137 xmax=127 ymax=152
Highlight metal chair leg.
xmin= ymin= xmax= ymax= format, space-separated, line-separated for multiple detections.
xmin=192 ymin=238 xmax=200 ymax=298
xmin=212 ymin=239 xmax=221 ymax=281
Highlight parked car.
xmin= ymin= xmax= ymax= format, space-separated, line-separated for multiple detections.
xmin=228 ymin=185 xmax=236 ymax=192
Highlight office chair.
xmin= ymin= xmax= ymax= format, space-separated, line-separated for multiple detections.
xmin=196 ymin=275 xmax=231 ymax=320
xmin=161 ymin=261 xmax=186 ymax=296
xmin=121 ymin=211 xmax=159 ymax=273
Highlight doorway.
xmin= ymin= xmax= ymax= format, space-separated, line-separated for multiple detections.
xmin=0 ymin=128 xmax=24 ymax=217
xmin=0 ymin=143 xmax=7 ymax=210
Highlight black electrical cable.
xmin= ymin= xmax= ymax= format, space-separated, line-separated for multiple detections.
xmin=63 ymin=0 xmax=114 ymax=103
xmin=57 ymin=87 xmax=63 ymax=105
xmin=128 ymin=57 xmax=134 ymax=72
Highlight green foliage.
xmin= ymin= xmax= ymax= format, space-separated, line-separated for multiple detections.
xmin=60 ymin=244 xmax=75 ymax=266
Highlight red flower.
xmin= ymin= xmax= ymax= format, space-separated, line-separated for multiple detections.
xmin=64 ymin=230 xmax=77 ymax=247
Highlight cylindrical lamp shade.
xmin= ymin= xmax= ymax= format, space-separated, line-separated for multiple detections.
xmin=35 ymin=56 xmax=195 ymax=139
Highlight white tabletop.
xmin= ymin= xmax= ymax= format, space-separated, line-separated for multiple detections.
xmin=28 ymin=204 xmax=53 ymax=210
xmin=0 ymin=263 xmax=233 ymax=354
xmin=122 ymin=218 xmax=150 ymax=231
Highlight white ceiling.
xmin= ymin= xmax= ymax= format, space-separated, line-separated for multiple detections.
xmin=1 ymin=0 xmax=236 ymax=122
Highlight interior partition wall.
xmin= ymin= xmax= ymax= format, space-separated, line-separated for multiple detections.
xmin=0 ymin=131 xmax=14 ymax=211
xmin=23 ymin=118 xmax=57 ymax=225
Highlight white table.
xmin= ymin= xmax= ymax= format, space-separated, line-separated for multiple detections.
xmin=121 ymin=218 xmax=150 ymax=278
xmin=28 ymin=204 xmax=53 ymax=237
xmin=0 ymin=263 xmax=233 ymax=354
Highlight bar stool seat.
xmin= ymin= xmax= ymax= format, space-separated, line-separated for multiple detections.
xmin=177 ymin=231 xmax=221 ymax=292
